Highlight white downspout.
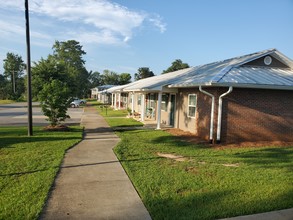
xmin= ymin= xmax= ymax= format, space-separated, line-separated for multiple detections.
xmin=216 ymin=86 xmax=233 ymax=143
xmin=131 ymin=92 xmax=135 ymax=117
xmin=141 ymin=93 xmax=146 ymax=121
xmin=156 ymin=92 xmax=162 ymax=130
xmin=199 ymin=86 xmax=215 ymax=144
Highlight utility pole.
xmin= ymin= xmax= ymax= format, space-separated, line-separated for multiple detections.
xmin=25 ymin=0 xmax=33 ymax=136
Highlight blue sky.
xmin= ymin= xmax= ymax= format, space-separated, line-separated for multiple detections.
xmin=0 ymin=0 xmax=292 ymax=80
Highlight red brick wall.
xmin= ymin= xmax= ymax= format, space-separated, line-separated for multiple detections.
xmin=221 ymin=88 xmax=293 ymax=143
xmin=177 ymin=87 xmax=293 ymax=143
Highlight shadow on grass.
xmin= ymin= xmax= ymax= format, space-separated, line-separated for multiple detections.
xmin=233 ymin=147 xmax=293 ymax=169
xmin=145 ymin=189 xmax=237 ymax=220
xmin=0 ymin=136 xmax=81 ymax=149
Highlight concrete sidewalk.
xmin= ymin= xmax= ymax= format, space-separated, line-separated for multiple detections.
xmin=40 ymin=106 xmax=151 ymax=220
xmin=220 ymin=208 xmax=293 ymax=220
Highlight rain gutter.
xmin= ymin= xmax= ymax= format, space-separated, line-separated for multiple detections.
xmin=216 ymin=86 xmax=233 ymax=143
xmin=199 ymin=86 xmax=214 ymax=144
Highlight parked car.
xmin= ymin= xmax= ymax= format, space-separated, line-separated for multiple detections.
xmin=69 ymin=98 xmax=87 ymax=108
xmin=79 ymin=99 xmax=87 ymax=105
xmin=70 ymin=99 xmax=81 ymax=108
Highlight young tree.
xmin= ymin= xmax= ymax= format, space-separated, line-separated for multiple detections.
xmin=3 ymin=52 xmax=26 ymax=99
xmin=162 ymin=59 xmax=190 ymax=74
xmin=38 ymin=79 xmax=70 ymax=127
xmin=134 ymin=67 xmax=155 ymax=81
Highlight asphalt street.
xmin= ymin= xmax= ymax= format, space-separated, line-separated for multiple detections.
xmin=0 ymin=102 xmax=83 ymax=126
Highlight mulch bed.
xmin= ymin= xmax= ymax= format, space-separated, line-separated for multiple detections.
xmin=43 ymin=124 xmax=70 ymax=131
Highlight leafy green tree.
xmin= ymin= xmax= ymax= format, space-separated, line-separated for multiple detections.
xmin=162 ymin=59 xmax=190 ymax=74
xmin=89 ymin=71 xmax=101 ymax=86
xmin=101 ymin=70 xmax=119 ymax=85
xmin=38 ymin=79 xmax=70 ymax=126
xmin=3 ymin=52 xmax=26 ymax=99
xmin=32 ymin=56 xmax=70 ymax=99
xmin=119 ymin=73 xmax=131 ymax=85
xmin=0 ymin=74 xmax=9 ymax=99
xmin=134 ymin=67 xmax=154 ymax=81
xmin=52 ymin=40 xmax=89 ymax=98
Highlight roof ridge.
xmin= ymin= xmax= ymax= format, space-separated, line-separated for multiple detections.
xmin=210 ymin=48 xmax=277 ymax=83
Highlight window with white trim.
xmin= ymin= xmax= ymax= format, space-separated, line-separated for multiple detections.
xmin=161 ymin=94 xmax=168 ymax=111
xmin=188 ymin=94 xmax=197 ymax=117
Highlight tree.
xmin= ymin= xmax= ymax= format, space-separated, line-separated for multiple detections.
xmin=32 ymin=56 xmax=70 ymax=99
xmin=3 ymin=52 xmax=26 ymax=99
xmin=101 ymin=70 xmax=120 ymax=85
xmin=52 ymin=40 xmax=89 ymax=98
xmin=38 ymin=79 xmax=70 ymax=126
xmin=162 ymin=59 xmax=190 ymax=74
xmin=0 ymin=74 xmax=9 ymax=99
xmin=89 ymin=71 xmax=102 ymax=88
xmin=119 ymin=73 xmax=131 ymax=85
xmin=134 ymin=67 xmax=154 ymax=81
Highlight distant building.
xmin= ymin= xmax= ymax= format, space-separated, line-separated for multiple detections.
xmin=91 ymin=85 xmax=115 ymax=104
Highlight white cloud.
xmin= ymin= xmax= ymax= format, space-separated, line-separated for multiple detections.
xmin=0 ymin=0 xmax=166 ymax=45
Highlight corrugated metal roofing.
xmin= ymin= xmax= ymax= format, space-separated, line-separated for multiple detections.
xmin=168 ymin=48 xmax=293 ymax=90
xmin=123 ymin=67 xmax=195 ymax=91
xmin=107 ymin=49 xmax=293 ymax=93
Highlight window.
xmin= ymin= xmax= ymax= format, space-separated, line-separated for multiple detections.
xmin=137 ymin=95 xmax=141 ymax=105
xmin=188 ymin=94 xmax=197 ymax=118
xmin=161 ymin=94 xmax=168 ymax=111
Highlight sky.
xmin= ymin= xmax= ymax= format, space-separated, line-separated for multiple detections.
xmin=0 ymin=0 xmax=293 ymax=80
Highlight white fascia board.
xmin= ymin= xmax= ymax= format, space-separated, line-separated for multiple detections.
xmin=212 ymin=82 xmax=293 ymax=90
xmin=168 ymin=82 xmax=212 ymax=88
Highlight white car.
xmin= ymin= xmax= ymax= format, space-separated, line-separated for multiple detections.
xmin=70 ymin=99 xmax=81 ymax=108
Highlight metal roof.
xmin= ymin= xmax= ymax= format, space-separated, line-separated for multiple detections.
xmin=123 ymin=67 xmax=194 ymax=92
xmin=168 ymin=48 xmax=293 ymax=90
xmin=106 ymin=49 xmax=293 ymax=93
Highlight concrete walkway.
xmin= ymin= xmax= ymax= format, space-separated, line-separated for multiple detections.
xmin=40 ymin=106 xmax=151 ymax=220
xmin=220 ymin=208 xmax=293 ymax=220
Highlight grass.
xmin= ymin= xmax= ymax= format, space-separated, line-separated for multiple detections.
xmin=111 ymin=127 xmax=293 ymax=219
xmin=0 ymin=100 xmax=15 ymax=104
xmin=0 ymin=126 xmax=83 ymax=220
xmin=97 ymin=107 xmax=129 ymax=117
xmin=96 ymin=106 xmax=143 ymax=128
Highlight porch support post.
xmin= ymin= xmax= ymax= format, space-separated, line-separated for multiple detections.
xmin=131 ymin=92 xmax=135 ymax=117
xmin=141 ymin=93 xmax=145 ymax=121
xmin=118 ymin=93 xmax=121 ymax=110
xmin=156 ymin=92 xmax=162 ymax=130
xmin=114 ymin=93 xmax=117 ymax=110
xmin=111 ymin=93 xmax=114 ymax=107
xmin=167 ymin=94 xmax=171 ymax=125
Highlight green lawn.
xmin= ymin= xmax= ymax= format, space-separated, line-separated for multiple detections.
xmin=0 ymin=126 xmax=83 ymax=220
xmin=0 ymin=100 xmax=15 ymax=104
xmin=112 ymin=128 xmax=293 ymax=219
xmin=97 ymin=107 xmax=129 ymax=117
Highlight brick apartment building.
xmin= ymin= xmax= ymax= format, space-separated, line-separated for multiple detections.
xmin=109 ymin=49 xmax=293 ymax=144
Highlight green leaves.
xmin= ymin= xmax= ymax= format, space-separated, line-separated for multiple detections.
xmin=162 ymin=59 xmax=190 ymax=74
xmin=134 ymin=67 xmax=155 ymax=81
xmin=38 ymin=80 xmax=70 ymax=126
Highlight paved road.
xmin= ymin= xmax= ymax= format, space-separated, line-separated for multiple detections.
xmin=0 ymin=102 xmax=83 ymax=126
